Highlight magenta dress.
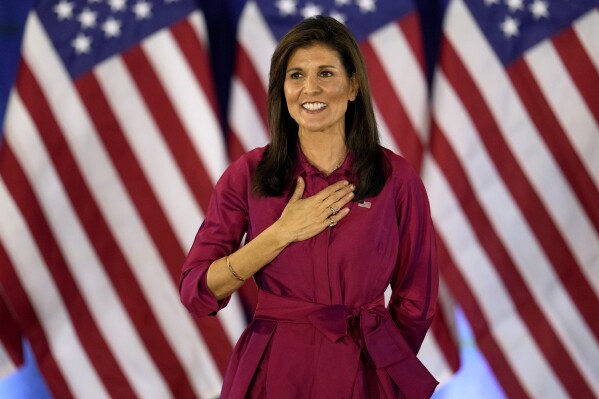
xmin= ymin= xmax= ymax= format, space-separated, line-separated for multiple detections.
xmin=180 ymin=146 xmax=439 ymax=398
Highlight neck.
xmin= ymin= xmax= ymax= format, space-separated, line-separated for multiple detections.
xmin=299 ymin=133 xmax=347 ymax=176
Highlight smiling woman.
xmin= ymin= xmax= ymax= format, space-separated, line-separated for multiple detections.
xmin=284 ymin=44 xmax=358 ymax=175
xmin=179 ymin=15 xmax=439 ymax=398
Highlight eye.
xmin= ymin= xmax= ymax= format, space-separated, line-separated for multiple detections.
xmin=320 ymin=70 xmax=333 ymax=78
xmin=288 ymin=72 xmax=302 ymax=79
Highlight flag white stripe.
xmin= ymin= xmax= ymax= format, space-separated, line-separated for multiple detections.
xmin=5 ymin=90 xmax=171 ymax=398
xmin=434 ymin=71 xmax=599 ymax=392
xmin=94 ymin=57 xmax=204 ymax=251
xmin=573 ymin=9 xmax=599 ymax=71
xmin=25 ymin=13 xmax=224 ymax=396
xmin=419 ymin=333 xmax=453 ymax=385
xmin=525 ymin=40 xmax=599 ymax=186
xmin=217 ymin=294 xmax=251 ymax=344
xmin=374 ymin=104 xmax=401 ymax=155
xmin=421 ymin=155 xmax=569 ymax=399
xmin=0 ymin=177 xmax=110 ymax=399
xmin=427 ymin=276 xmax=459 ymax=385
xmin=229 ymin=77 xmax=270 ymax=150
xmin=143 ymin=26 xmax=229 ymax=184
xmin=238 ymin=2 xmax=277 ymax=89
xmin=369 ymin=22 xmax=429 ymax=140
xmin=188 ymin=10 xmax=209 ymax=49
xmin=446 ymin=0 xmax=599 ymax=292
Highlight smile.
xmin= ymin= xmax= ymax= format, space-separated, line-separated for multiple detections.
xmin=302 ymin=102 xmax=327 ymax=111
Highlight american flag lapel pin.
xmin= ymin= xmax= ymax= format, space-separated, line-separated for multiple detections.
xmin=358 ymin=200 xmax=371 ymax=208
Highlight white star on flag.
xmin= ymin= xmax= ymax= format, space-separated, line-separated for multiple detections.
xmin=132 ymin=0 xmax=152 ymax=20
xmin=53 ymin=0 xmax=75 ymax=20
xmin=301 ymin=3 xmax=323 ymax=18
xmin=529 ymin=0 xmax=549 ymax=19
xmin=276 ymin=0 xmax=297 ymax=16
xmin=71 ymin=32 xmax=92 ymax=54
xmin=108 ymin=0 xmax=127 ymax=12
xmin=500 ymin=15 xmax=519 ymax=37
xmin=78 ymin=7 xmax=98 ymax=29
xmin=102 ymin=17 xmax=122 ymax=38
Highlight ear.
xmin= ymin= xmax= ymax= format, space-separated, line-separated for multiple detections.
xmin=348 ymin=74 xmax=359 ymax=102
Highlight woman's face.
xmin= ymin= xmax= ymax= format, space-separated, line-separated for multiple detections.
xmin=284 ymin=43 xmax=357 ymax=137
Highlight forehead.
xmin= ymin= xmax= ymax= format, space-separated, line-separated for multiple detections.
xmin=287 ymin=43 xmax=343 ymax=67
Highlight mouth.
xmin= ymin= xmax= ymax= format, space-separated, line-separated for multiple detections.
xmin=301 ymin=102 xmax=327 ymax=111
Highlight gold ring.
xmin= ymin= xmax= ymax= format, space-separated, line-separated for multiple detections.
xmin=328 ymin=217 xmax=337 ymax=228
xmin=328 ymin=206 xmax=337 ymax=216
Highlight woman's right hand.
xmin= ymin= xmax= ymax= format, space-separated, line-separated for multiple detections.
xmin=275 ymin=176 xmax=355 ymax=243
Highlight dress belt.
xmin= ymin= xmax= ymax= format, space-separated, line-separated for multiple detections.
xmin=253 ymin=290 xmax=438 ymax=399
xmin=255 ymin=290 xmax=385 ymax=344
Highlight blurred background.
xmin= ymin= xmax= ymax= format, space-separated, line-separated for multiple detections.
xmin=1 ymin=0 xmax=597 ymax=398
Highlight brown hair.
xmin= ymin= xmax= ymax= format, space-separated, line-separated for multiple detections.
xmin=252 ymin=15 xmax=388 ymax=200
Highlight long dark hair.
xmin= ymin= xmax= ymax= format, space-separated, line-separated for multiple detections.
xmin=252 ymin=15 xmax=388 ymax=200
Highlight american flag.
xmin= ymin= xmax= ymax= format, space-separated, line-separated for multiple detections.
xmin=428 ymin=0 xmax=599 ymax=397
xmin=227 ymin=0 xmax=460 ymax=384
xmin=0 ymin=0 xmax=248 ymax=397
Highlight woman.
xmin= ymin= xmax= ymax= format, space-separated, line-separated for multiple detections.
xmin=180 ymin=15 xmax=438 ymax=399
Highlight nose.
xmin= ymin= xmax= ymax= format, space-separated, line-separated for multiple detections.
xmin=303 ymin=74 xmax=321 ymax=95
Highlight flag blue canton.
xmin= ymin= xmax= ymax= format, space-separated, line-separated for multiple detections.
xmin=465 ymin=0 xmax=599 ymax=66
xmin=36 ymin=0 xmax=198 ymax=78
xmin=256 ymin=0 xmax=415 ymax=42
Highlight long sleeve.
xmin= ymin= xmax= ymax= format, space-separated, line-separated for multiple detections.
xmin=388 ymin=165 xmax=439 ymax=354
xmin=179 ymin=156 xmax=251 ymax=317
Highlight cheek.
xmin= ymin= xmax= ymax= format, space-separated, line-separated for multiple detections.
xmin=332 ymin=89 xmax=351 ymax=111
xmin=284 ymin=86 xmax=298 ymax=106
xmin=284 ymin=94 xmax=296 ymax=117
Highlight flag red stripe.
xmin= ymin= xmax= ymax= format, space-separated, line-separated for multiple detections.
xmin=430 ymin=120 xmax=593 ymax=397
xmin=0 ymin=144 xmax=137 ymax=398
xmin=75 ymin=72 xmax=233 ymax=376
xmin=397 ymin=13 xmax=426 ymax=73
xmin=509 ymin=59 xmax=599 ymax=236
xmin=17 ymin=61 xmax=196 ymax=397
xmin=552 ymin=27 xmax=599 ymax=125
xmin=436 ymin=237 xmax=528 ymax=399
xmin=0 ymin=277 xmax=23 ymax=367
xmin=122 ymin=47 xmax=213 ymax=212
xmin=361 ymin=42 xmax=423 ymax=170
xmin=0 ymin=243 xmax=73 ymax=398
xmin=234 ymin=44 xmax=269 ymax=130
xmin=170 ymin=19 xmax=221 ymax=117
xmin=441 ymin=37 xmax=599 ymax=341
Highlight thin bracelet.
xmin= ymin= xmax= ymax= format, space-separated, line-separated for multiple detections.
xmin=226 ymin=256 xmax=246 ymax=282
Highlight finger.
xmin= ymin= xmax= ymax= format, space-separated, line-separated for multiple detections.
xmin=329 ymin=185 xmax=355 ymax=205
xmin=323 ymin=185 xmax=355 ymax=211
xmin=324 ymin=193 xmax=352 ymax=217
xmin=313 ymin=180 xmax=352 ymax=202
xmin=325 ymin=206 xmax=351 ymax=226
xmin=289 ymin=177 xmax=305 ymax=202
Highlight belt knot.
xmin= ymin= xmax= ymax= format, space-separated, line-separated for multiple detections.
xmin=305 ymin=300 xmax=386 ymax=343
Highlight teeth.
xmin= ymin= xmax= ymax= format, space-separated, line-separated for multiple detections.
xmin=302 ymin=102 xmax=326 ymax=111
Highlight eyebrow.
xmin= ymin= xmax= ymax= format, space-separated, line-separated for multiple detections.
xmin=286 ymin=65 xmax=339 ymax=73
